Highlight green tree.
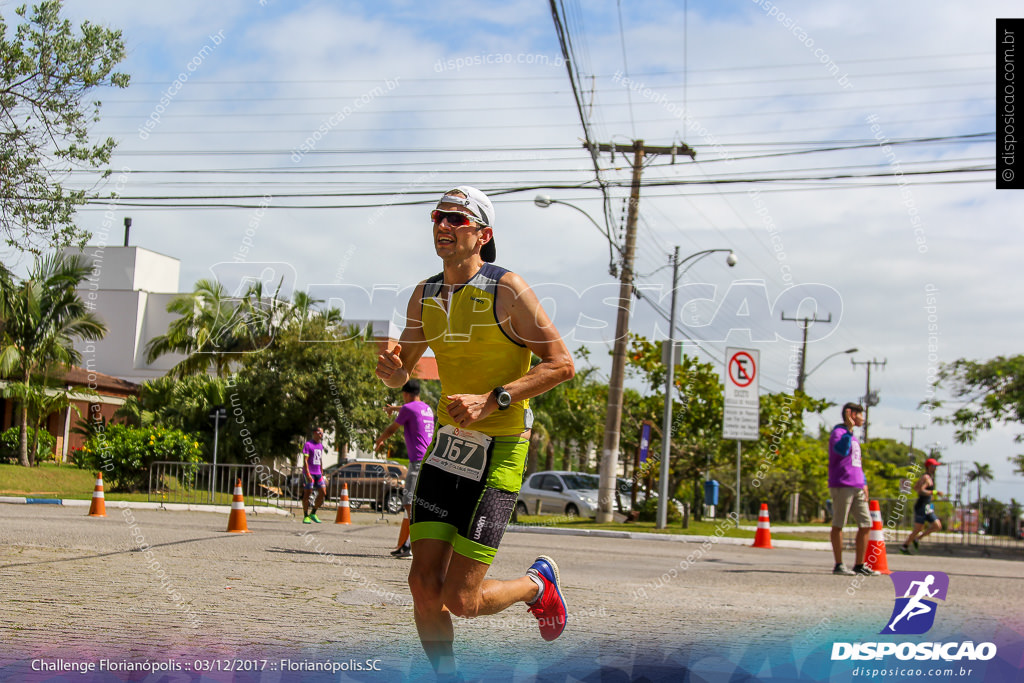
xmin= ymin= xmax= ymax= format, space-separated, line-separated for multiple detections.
xmin=1011 ymin=454 xmax=1024 ymax=477
xmin=0 ymin=1 xmax=129 ymax=254
xmin=622 ymin=334 xmax=725 ymax=514
xmin=529 ymin=347 xmax=605 ymax=474
xmin=74 ymin=424 xmax=202 ymax=492
xmin=113 ymin=373 xmax=227 ymax=459
xmin=226 ymin=318 xmax=391 ymax=463
xmin=0 ymin=252 xmax=105 ymax=466
xmin=966 ymin=461 xmax=994 ymax=524
xmin=0 ymin=424 xmax=54 ymax=463
xmin=146 ymin=280 xmax=333 ymax=379
xmin=4 ymin=380 xmax=89 ymax=463
xmin=922 ymin=355 xmax=1024 ymax=476
xmin=622 ymin=334 xmax=829 ymax=520
xmin=145 ymin=279 xmax=263 ymax=378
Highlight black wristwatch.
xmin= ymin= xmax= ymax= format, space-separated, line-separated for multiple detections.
xmin=492 ymin=386 xmax=512 ymax=410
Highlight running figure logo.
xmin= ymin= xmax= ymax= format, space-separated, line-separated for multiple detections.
xmin=880 ymin=571 xmax=949 ymax=635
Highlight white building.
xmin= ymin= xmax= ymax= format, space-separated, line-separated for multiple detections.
xmin=62 ymin=245 xmax=185 ymax=384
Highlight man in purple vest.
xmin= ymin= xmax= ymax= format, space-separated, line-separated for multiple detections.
xmin=375 ymin=379 xmax=435 ymax=558
xmin=828 ymin=402 xmax=879 ymax=576
xmin=301 ymin=427 xmax=328 ymax=524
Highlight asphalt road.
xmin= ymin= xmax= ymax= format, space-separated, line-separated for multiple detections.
xmin=1 ymin=503 xmax=1021 ymax=682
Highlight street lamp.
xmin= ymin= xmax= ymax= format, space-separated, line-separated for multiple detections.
xmin=802 ymin=347 xmax=858 ymax=387
xmin=656 ymin=246 xmax=737 ymax=529
xmin=534 ymin=195 xmax=623 ymax=271
xmin=536 ymin=196 xmax=737 ymax=525
xmin=536 ymin=194 xmax=629 ymax=524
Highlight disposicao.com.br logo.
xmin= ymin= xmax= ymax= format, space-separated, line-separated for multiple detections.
xmin=831 ymin=571 xmax=997 ymax=662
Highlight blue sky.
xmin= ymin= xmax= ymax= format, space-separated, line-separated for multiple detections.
xmin=26 ymin=0 xmax=1022 ymax=504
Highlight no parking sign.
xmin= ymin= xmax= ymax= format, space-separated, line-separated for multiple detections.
xmin=723 ymin=347 xmax=759 ymax=440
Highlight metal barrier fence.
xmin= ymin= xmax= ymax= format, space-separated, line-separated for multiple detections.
xmin=147 ymin=461 xmax=405 ymax=516
xmin=147 ymin=461 xmax=293 ymax=511
xmin=845 ymin=497 xmax=1024 ymax=555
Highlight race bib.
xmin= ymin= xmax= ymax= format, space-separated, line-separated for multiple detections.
xmin=424 ymin=425 xmax=492 ymax=482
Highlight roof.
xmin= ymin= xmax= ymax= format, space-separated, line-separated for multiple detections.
xmin=411 ymin=355 xmax=439 ymax=381
xmin=59 ymin=366 xmax=140 ymax=397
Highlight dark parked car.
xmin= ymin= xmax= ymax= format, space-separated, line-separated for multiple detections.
xmin=327 ymin=460 xmax=406 ymax=514
xmin=291 ymin=460 xmax=406 ymax=514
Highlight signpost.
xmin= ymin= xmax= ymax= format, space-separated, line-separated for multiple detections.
xmin=723 ymin=348 xmax=760 ymax=525
xmin=209 ymin=406 xmax=227 ymax=502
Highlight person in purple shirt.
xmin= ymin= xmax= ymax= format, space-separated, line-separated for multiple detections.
xmin=375 ymin=379 xmax=435 ymax=558
xmin=828 ymin=402 xmax=877 ymax=576
xmin=301 ymin=427 xmax=328 ymax=524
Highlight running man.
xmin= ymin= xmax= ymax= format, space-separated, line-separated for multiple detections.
xmin=301 ymin=427 xmax=328 ymax=523
xmin=375 ymin=379 xmax=435 ymax=558
xmin=887 ymin=574 xmax=939 ymax=631
xmin=375 ymin=186 xmax=574 ymax=676
xmin=900 ymin=457 xmax=943 ymax=554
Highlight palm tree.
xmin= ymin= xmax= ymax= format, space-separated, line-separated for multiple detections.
xmin=967 ymin=461 xmax=994 ymax=533
xmin=0 ymin=253 xmax=106 ymax=466
xmin=145 ymin=279 xmax=252 ymax=377
xmin=146 ymin=278 xmax=308 ymax=377
xmin=0 ymin=262 xmax=15 ymax=338
xmin=114 ymin=373 xmax=226 ymax=433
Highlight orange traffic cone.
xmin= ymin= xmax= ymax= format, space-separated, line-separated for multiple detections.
xmin=863 ymin=499 xmax=891 ymax=574
xmin=226 ymin=478 xmax=251 ymax=533
xmin=334 ymin=483 xmax=352 ymax=525
xmin=87 ymin=472 xmax=106 ymax=517
xmin=393 ymin=516 xmax=410 ymax=550
xmin=752 ymin=503 xmax=773 ymax=548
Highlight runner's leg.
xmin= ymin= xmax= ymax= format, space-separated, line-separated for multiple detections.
xmin=408 ymin=539 xmax=456 ymax=675
xmin=441 ymin=552 xmax=538 ymax=619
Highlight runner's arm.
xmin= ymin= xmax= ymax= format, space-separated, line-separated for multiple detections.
xmin=376 ymin=282 xmax=429 ymax=389
xmin=913 ymin=474 xmax=930 ymax=495
xmin=445 ymin=272 xmax=574 ymax=426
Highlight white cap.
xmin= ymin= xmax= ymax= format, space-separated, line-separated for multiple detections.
xmin=436 ymin=186 xmax=496 ymax=262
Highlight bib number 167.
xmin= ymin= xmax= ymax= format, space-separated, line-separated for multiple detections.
xmin=441 ymin=436 xmax=479 ymax=464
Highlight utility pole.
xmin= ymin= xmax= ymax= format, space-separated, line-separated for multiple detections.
xmin=900 ymin=424 xmax=927 ymax=459
xmin=780 ymin=311 xmax=833 ymax=393
xmin=850 ymin=358 xmax=887 ymax=443
xmin=590 ymin=139 xmax=695 ymax=523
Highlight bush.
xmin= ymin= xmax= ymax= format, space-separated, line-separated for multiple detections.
xmin=636 ymin=496 xmax=683 ymax=524
xmin=74 ymin=424 xmax=202 ymax=492
xmin=0 ymin=427 xmax=57 ymax=464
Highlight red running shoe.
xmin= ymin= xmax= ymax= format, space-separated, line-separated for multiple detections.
xmin=526 ymin=555 xmax=566 ymax=641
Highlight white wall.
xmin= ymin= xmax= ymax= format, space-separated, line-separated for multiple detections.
xmin=65 ymin=246 xmax=185 ymax=384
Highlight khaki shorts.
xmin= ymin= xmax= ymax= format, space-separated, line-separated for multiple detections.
xmin=830 ymin=486 xmax=871 ymax=528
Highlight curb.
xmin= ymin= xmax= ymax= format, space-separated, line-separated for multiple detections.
xmin=505 ymin=523 xmax=829 ymax=551
xmin=0 ymin=496 xmax=827 ymax=544
xmin=0 ymin=497 xmax=291 ymax=516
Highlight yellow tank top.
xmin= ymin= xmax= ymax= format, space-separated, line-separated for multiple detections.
xmin=420 ymin=264 xmax=532 ymax=436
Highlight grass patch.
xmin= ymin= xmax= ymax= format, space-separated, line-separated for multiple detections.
xmin=0 ymin=463 xmax=96 ymax=498
xmin=0 ymin=463 xmax=280 ymax=507
xmin=510 ymin=514 xmax=831 ymax=542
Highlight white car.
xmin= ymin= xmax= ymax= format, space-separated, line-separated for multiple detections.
xmin=516 ymin=471 xmax=603 ymax=518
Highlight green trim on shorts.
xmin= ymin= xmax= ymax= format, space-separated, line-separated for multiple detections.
xmin=410 ymin=520 xmax=456 ymax=545
xmin=453 ymin=535 xmax=499 ymax=565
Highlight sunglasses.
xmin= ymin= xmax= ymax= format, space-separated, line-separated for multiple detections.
xmin=431 ymin=210 xmax=486 ymax=228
